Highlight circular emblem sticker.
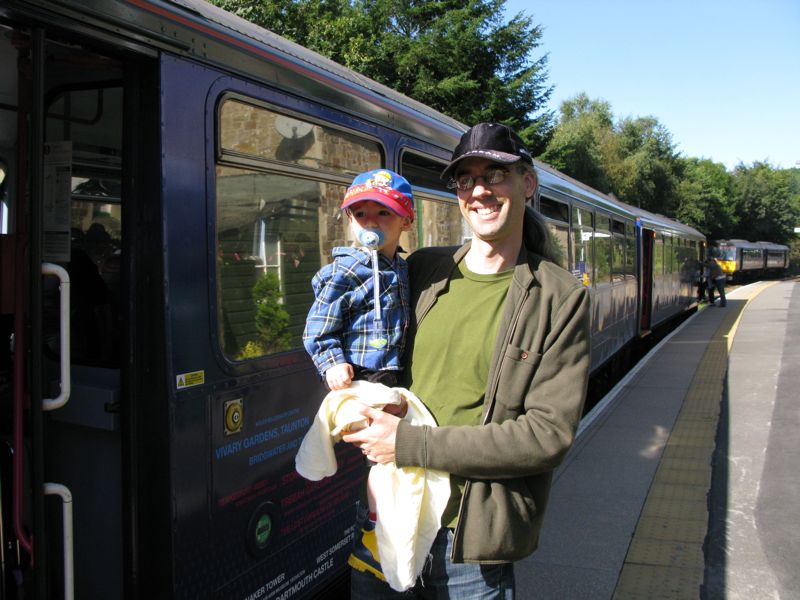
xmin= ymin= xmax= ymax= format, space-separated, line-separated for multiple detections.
xmin=246 ymin=502 xmax=277 ymax=557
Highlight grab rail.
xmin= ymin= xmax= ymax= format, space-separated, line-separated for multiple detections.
xmin=44 ymin=483 xmax=74 ymax=600
xmin=41 ymin=262 xmax=70 ymax=411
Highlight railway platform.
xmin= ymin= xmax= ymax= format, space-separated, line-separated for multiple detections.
xmin=516 ymin=278 xmax=799 ymax=599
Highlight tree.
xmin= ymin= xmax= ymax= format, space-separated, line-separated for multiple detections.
xmin=674 ymin=157 xmax=734 ymax=239
xmin=539 ymin=93 xmax=613 ymax=192
xmin=605 ymin=116 xmax=682 ymax=214
xmin=541 ymin=95 xmax=683 ymax=215
xmin=209 ymin=0 xmax=555 ymax=151
xmin=730 ymin=162 xmax=800 ymax=244
xmin=253 ymin=272 xmax=292 ymax=354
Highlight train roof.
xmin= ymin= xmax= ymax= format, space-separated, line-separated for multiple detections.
xmin=716 ymin=239 xmax=770 ymax=250
xmin=535 ymin=160 xmax=705 ymax=241
xmin=755 ymin=241 xmax=790 ymax=251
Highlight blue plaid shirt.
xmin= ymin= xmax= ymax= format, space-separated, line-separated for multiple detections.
xmin=303 ymin=246 xmax=410 ymax=377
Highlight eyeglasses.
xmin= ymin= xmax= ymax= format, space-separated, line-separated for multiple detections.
xmin=447 ymin=167 xmax=509 ymax=191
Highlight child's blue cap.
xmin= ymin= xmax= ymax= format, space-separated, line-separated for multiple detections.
xmin=341 ymin=169 xmax=414 ymax=220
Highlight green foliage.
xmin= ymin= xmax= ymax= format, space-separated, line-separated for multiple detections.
xmin=236 ymin=340 xmax=266 ymax=361
xmin=542 ymin=93 xmax=800 ymax=245
xmin=675 ymin=158 xmax=734 ymax=238
xmin=209 ymin=0 xmax=554 ymax=152
xmin=252 ymin=271 xmax=292 ymax=353
xmin=729 ymin=163 xmax=800 ymax=244
xmin=539 ymin=94 xmax=612 ymax=192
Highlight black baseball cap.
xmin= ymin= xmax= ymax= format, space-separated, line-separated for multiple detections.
xmin=441 ymin=122 xmax=533 ymax=180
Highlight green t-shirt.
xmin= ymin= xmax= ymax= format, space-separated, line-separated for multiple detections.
xmin=408 ymin=259 xmax=513 ymax=527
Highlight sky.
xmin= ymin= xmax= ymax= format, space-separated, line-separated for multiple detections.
xmin=503 ymin=0 xmax=800 ymax=171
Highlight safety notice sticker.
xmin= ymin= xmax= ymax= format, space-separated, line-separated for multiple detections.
xmin=177 ymin=370 xmax=205 ymax=389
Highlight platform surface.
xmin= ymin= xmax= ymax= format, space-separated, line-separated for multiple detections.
xmin=516 ymin=279 xmax=799 ymax=599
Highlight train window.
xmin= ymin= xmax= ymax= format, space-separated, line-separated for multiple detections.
xmin=44 ymin=76 xmax=124 ymax=368
xmin=401 ymin=151 xmax=450 ymax=195
xmin=571 ymin=206 xmax=593 ymax=286
xmin=594 ymin=214 xmax=612 ymax=284
xmin=539 ymin=196 xmax=569 ymax=269
xmin=654 ymin=234 xmax=664 ymax=275
xmin=547 ymin=221 xmax=569 ymax=270
xmin=539 ymin=196 xmax=569 ymax=223
xmin=664 ymin=235 xmax=674 ymax=274
xmin=611 ymin=220 xmax=625 ymax=282
xmin=219 ymin=99 xmax=380 ymax=178
xmin=677 ymin=238 xmax=694 ymax=283
xmin=417 ymin=197 xmax=467 ymax=246
xmin=215 ymin=102 xmax=383 ymax=362
xmin=401 ymin=151 xmax=465 ymax=247
xmin=625 ymin=221 xmax=636 ymax=277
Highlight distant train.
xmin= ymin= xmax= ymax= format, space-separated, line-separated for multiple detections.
xmin=710 ymin=239 xmax=790 ymax=281
xmin=0 ymin=1 xmax=704 ymax=599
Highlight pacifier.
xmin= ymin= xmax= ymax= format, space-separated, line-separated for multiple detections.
xmin=358 ymin=228 xmax=384 ymax=249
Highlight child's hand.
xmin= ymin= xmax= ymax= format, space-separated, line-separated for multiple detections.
xmin=325 ymin=363 xmax=354 ymax=390
xmin=382 ymin=395 xmax=408 ymax=418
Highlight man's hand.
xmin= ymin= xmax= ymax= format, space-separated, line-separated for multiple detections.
xmin=342 ymin=406 xmax=401 ymax=464
xmin=325 ymin=363 xmax=353 ymax=390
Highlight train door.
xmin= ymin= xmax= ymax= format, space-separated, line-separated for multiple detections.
xmin=0 ymin=21 xmax=160 ymax=599
xmin=638 ymin=224 xmax=654 ymax=332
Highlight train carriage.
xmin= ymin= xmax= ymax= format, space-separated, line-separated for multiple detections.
xmin=0 ymin=1 xmax=705 ymax=599
xmin=531 ymin=163 xmax=704 ymax=376
xmin=711 ymin=239 xmax=789 ymax=281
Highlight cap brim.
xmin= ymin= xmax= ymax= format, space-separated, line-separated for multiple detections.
xmin=440 ymin=149 xmax=524 ymax=180
xmin=340 ymin=191 xmax=413 ymax=220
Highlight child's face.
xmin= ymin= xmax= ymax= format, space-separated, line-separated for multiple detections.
xmin=347 ymin=200 xmax=411 ymax=257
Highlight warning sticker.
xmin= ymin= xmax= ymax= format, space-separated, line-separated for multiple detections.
xmin=176 ymin=370 xmax=205 ymax=389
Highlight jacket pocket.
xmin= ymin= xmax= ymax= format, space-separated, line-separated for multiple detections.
xmin=458 ymin=477 xmax=542 ymax=562
xmin=495 ymin=346 xmax=541 ymax=413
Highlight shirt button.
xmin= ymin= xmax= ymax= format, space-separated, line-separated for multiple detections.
xmin=520 ymin=351 xmax=528 ymax=360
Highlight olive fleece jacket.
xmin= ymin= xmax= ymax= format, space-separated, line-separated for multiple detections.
xmin=395 ymin=242 xmax=591 ymax=563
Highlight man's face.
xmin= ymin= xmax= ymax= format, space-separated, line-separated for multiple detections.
xmin=454 ymin=158 xmax=536 ymax=245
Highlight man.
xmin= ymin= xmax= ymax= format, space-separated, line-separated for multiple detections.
xmin=706 ymin=258 xmax=727 ymax=306
xmin=343 ymin=123 xmax=592 ymax=598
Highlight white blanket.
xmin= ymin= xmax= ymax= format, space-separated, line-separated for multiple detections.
xmin=295 ymin=380 xmax=450 ymax=591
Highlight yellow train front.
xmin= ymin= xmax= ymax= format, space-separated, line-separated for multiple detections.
xmin=710 ymin=239 xmax=790 ymax=282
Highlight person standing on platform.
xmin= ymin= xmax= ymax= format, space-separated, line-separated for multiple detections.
xmin=343 ymin=123 xmax=592 ymax=599
xmin=706 ymin=258 xmax=727 ymax=306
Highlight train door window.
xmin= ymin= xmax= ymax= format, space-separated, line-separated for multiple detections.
xmin=571 ymin=205 xmax=593 ymax=286
xmin=664 ymin=235 xmax=674 ymax=274
xmin=625 ymin=221 xmax=636 ymax=278
xmin=216 ymin=99 xmax=381 ymax=361
xmin=594 ymin=213 xmax=612 ymax=283
xmin=539 ymin=195 xmax=569 ymax=269
xmin=611 ymin=219 xmax=625 ymax=282
xmin=401 ymin=150 xmax=464 ymax=246
xmin=654 ymin=234 xmax=664 ymax=275
xmin=43 ymin=49 xmax=124 ymax=368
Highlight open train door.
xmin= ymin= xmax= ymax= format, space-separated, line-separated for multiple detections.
xmin=638 ymin=221 xmax=654 ymax=333
xmin=0 ymin=14 xmax=163 ymax=599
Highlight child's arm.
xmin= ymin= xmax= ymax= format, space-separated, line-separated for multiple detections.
xmin=303 ymin=261 xmax=351 ymax=378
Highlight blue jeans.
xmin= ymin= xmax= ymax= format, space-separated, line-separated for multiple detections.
xmin=350 ymin=528 xmax=515 ymax=600
xmin=708 ymin=278 xmax=726 ymax=306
